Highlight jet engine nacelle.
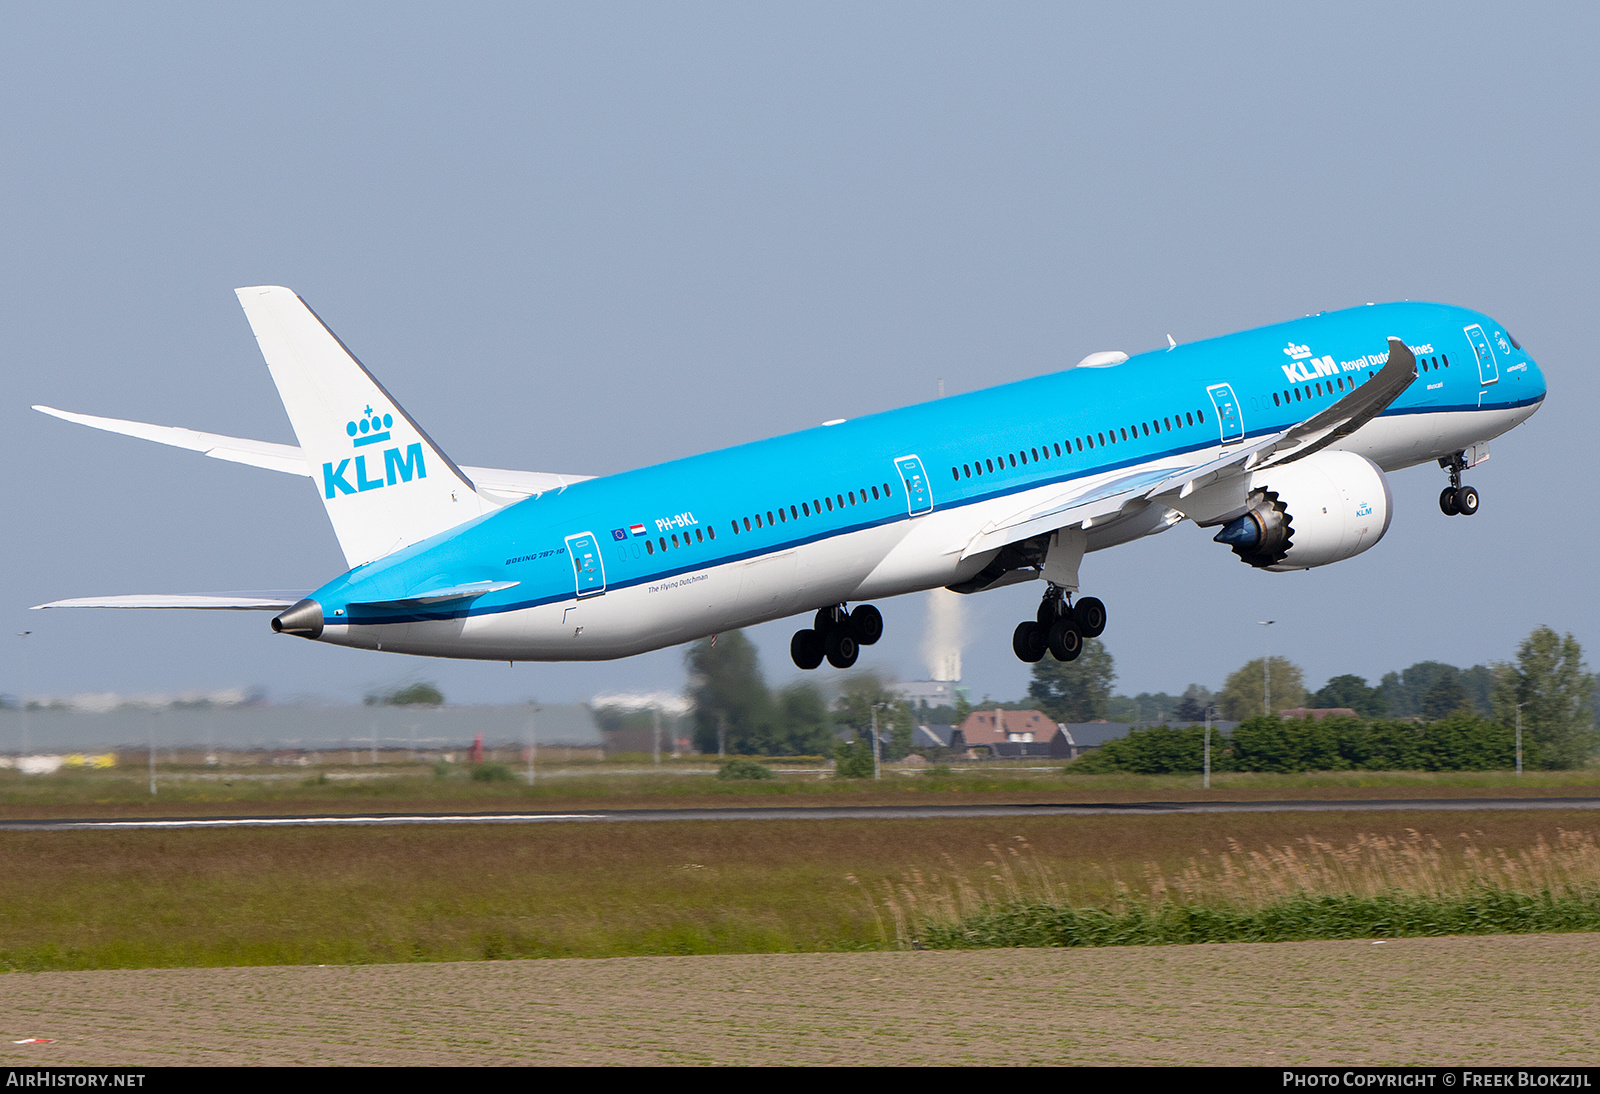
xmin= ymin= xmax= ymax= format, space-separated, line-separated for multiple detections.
xmin=1213 ymin=451 xmax=1394 ymax=571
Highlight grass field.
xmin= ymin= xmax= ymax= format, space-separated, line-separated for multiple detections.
xmin=3 ymin=808 xmax=1599 ymax=971
xmin=2 ymin=761 xmax=1597 ymax=818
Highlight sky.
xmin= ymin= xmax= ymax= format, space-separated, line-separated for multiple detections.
xmin=3 ymin=3 xmax=1597 ymax=709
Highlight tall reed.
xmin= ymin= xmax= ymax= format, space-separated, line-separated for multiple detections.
xmin=880 ymin=829 xmax=1600 ymax=949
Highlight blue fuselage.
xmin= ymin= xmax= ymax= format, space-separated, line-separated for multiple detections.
xmin=304 ymin=301 xmax=1545 ymax=659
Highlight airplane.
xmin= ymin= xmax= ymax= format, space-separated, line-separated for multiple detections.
xmin=33 ymin=287 xmax=1545 ymax=671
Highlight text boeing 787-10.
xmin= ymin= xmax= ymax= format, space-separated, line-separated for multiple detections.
xmin=33 ymin=287 xmax=1544 ymax=669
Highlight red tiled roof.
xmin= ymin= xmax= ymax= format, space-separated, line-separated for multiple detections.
xmin=954 ymin=709 xmax=1060 ymax=744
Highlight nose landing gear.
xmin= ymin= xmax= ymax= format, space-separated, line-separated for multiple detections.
xmin=1012 ymin=585 xmax=1105 ymax=664
xmin=791 ymin=603 xmax=883 ymax=670
xmin=1438 ymin=452 xmax=1480 ymax=516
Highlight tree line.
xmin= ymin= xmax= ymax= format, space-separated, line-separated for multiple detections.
xmin=1028 ymin=625 xmax=1595 ymax=770
xmin=686 ymin=632 xmax=913 ymax=759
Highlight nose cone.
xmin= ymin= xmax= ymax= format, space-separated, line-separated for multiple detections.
xmin=272 ymin=598 xmax=324 ymax=638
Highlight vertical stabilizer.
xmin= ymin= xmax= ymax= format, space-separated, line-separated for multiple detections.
xmin=235 ymin=286 xmax=492 ymax=566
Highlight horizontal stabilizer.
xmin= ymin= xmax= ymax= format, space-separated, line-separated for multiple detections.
xmin=349 ymin=580 xmax=519 ymax=609
xmin=34 ymin=404 xmax=592 ymax=499
xmin=33 ymin=593 xmax=307 ymax=611
xmin=33 ymin=405 xmax=308 ymax=475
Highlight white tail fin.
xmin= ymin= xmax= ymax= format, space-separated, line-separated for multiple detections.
xmin=236 ymin=286 xmax=492 ymax=566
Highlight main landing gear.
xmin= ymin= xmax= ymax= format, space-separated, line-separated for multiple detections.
xmin=1012 ymin=585 xmax=1106 ymax=664
xmin=1438 ymin=451 xmax=1480 ymax=517
xmin=791 ymin=603 xmax=883 ymax=670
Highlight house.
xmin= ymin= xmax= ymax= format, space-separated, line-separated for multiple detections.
xmin=951 ymin=709 xmax=1072 ymax=759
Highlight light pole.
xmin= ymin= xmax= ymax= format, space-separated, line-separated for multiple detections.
xmin=652 ymin=707 xmax=661 ymax=766
xmin=525 ymin=702 xmax=538 ymax=786
xmin=1515 ymin=703 xmax=1523 ymax=776
xmin=1257 ymin=621 xmax=1277 ymax=716
xmin=869 ymin=703 xmax=886 ymax=781
xmin=16 ymin=631 xmax=31 ymax=756
xmin=1203 ymin=703 xmax=1216 ymax=790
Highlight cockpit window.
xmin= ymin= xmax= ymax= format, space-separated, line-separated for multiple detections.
xmin=1508 ymin=331 xmax=1522 ymax=350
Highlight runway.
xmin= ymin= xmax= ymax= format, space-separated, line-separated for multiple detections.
xmin=4 ymin=796 xmax=1600 ymax=831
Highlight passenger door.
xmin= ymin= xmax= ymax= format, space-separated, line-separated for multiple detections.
xmin=564 ymin=531 xmax=607 ymax=598
xmin=895 ymin=455 xmax=933 ymax=516
xmin=1464 ymin=324 xmax=1499 ymax=386
xmin=1206 ymin=383 xmax=1245 ymax=445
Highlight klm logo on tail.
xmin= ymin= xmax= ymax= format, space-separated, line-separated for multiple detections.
xmin=323 ymin=406 xmax=427 ymax=499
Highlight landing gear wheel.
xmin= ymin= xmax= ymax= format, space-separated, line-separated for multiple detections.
xmin=1439 ymin=486 xmax=1460 ymax=516
xmin=1012 ymin=621 xmax=1047 ymax=663
xmin=1073 ymin=596 xmax=1107 ymax=638
xmin=1047 ymin=618 xmax=1083 ymax=661
xmin=1454 ymin=485 xmax=1479 ymax=516
xmin=824 ymin=627 xmax=859 ymax=669
xmin=790 ymin=629 xmax=825 ymax=670
xmin=849 ymin=604 xmax=883 ymax=645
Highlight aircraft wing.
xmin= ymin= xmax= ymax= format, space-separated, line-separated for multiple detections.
xmin=32 ymin=405 xmax=591 ymax=498
xmin=32 ymin=593 xmax=307 ymax=610
xmin=956 ymin=337 xmax=1417 ymax=559
xmin=1252 ymin=337 xmax=1418 ymax=468
xmin=958 ymin=435 xmax=1284 ymax=560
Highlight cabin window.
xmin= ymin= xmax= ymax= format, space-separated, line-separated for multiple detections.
xmin=778 ymin=508 xmax=786 ymax=523
xmin=825 ymin=497 xmax=833 ymax=511
xmin=802 ymin=502 xmax=810 ymax=516
xmin=1008 ymin=454 xmax=1017 ymax=468
xmin=1053 ymin=443 xmax=1061 ymax=457
xmin=1442 ymin=354 xmax=1449 ymax=367
xmin=1273 ymin=392 xmax=1280 ymax=406
xmin=1019 ymin=450 xmax=1027 ymax=465
xmin=659 ymin=537 xmax=667 ymax=552
xmin=791 ymin=505 xmax=798 ymax=520
xmin=985 ymin=459 xmax=994 ymax=473
xmin=1120 ymin=428 xmax=1128 ymax=441
xmin=707 ymin=526 xmax=715 ymax=540
xmin=1163 ymin=417 xmax=1171 ymax=430
xmin=1098 ymin=432 xmax=1106 ymax=446
xmin=883 ymin=482 xmax=892 ymax=496
xmin=671 ymin=534 xmax=679 ymax=548
xmin=696 ymin=528 xmax=704 ymax=543
xmin=871 ymin=486 xmax=880 ymax=499
xmin=951 ymin=467 xmax=959 ymax=481
xmin=1075 ymin=438 xmax=1083 ymax=451
xmin=847 ymin=493 xmax=855 ymax=506
xmin=646 ymin=539 xmax=655 ymax=554
xmin=1031 ymin=447 xmax=1039 ymax=461
xmin=836 ymin=494 xmax=844 ymax=509
xmin=743 ymin=517 xmax=752 ymax=531
xmin=1315 ymin=382 xmax=1323 ymax=395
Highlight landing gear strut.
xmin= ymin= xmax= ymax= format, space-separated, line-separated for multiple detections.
xmin=791 ymin=603 xmax=882 ymax=670
xmin=1012 ymin=585 xmax=1106 ymax=664
xmin=1438 ymin=452 xmax=1480 ymax=517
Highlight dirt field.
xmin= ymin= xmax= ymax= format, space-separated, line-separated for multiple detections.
xmin=1 ymin=934 xmax=1596 ymax=1065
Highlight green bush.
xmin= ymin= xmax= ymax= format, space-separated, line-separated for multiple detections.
xmin=471 ymin=762 xmax=515 ymax=783
xmin=1067 ymin=713 xmax=1519 ymax=774
xmin=833 ymin=739 xmax=875 ymax=779
xmin=717 ymin=758 xmax=776 ymax=780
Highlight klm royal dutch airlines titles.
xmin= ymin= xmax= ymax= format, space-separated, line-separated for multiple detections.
xmin=34 ymin=287 xmax=1544 ymax=669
